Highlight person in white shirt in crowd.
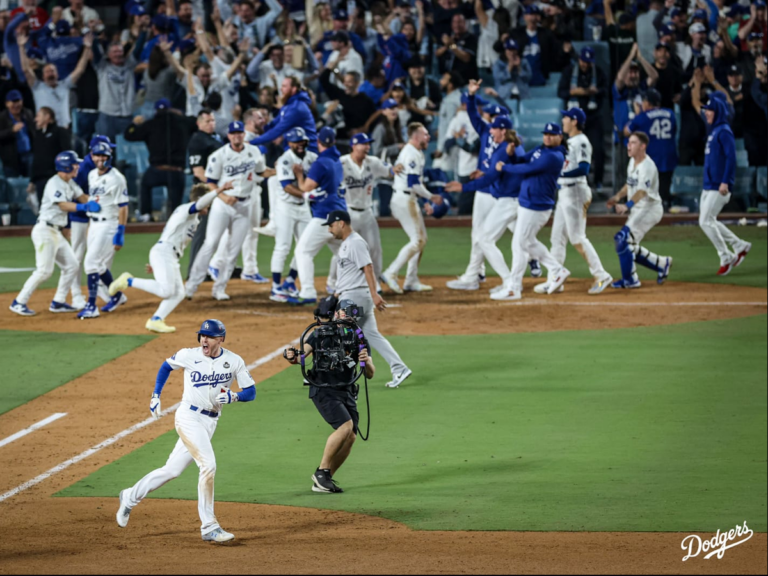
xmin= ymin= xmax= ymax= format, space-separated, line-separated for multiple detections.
xmin=443 ymin=96 xmax=479 ymax=212
xmin=677 ymin=23 xmax=712 ymax=71
xmin=62 ymin=0 xmax=99 ymax=27
xmin=246 ymin=42 xmax=301 ymax=88
xmin=232 ymin=0 xmax=283 ymax=49
xmin=325 ymin=30 xmax=364 ymax=90
xmin=436 ymin=71 xmax=465 ymax=153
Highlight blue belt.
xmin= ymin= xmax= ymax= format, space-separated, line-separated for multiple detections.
xmin=189 ymin=405 xmax=219 ymax=418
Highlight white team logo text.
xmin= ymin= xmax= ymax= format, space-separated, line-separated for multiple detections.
xmin=681 ymin=521 xmax=753 ymax=561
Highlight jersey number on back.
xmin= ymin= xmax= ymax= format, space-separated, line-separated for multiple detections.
xmin=649 ymin=119 xmax=672 ymax=140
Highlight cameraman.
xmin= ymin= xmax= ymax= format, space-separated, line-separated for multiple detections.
xmin=283 ymin=301 xmax=375 ymax=494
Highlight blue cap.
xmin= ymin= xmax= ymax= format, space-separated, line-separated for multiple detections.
xmin=228 ymin=121 xmax=245 ymax=133
xmin=504 ymin=38 xmax=518 ymax=51
xmin=701 ymin=99 xmax=717 ymax=111
xmin=490 ymin=115 xmax=513 ymax=130
xmin=561 ymin=107 xmax=586 ymax=126
xmin=542 ymin=122 xmax=562 ymax=135
xmin=318 ymin=126 xmax=336 ymax=145
xmin=177 ymin=38 xmax=196 ymax=53
xmin=55 ymin=19 xmax=71 ymax=36
xmin=152 ymin=14 xmax=169 ymax=30
xmin=26 ymin=47 xmax=44 ymax=60
xmin=89 ymin=135 xmax=115 ymax=149
xmin=749 ymin=32 xmax=764 ymax=41
xmin=351 ymin=132 xmax=373 ymax=145
xmin=129 ymin=4 xmax=147 ymax=15
xmin=580 ymin=46 xmax=595 ymax=63
xmin=381 ymin=98 xmax=398 ymax=110
xmin=524 ymin=5 xmax=541 ymax=15
xmin=483 ymin=103 xmax=510 ymax=116
xmin=692 ymin=8 xmax=707 ymax=20
xmin=333 ymin=8 xmax=348 ymax=20
xmin=669 ymin=7 xmax=681 ymax=18
xmin=91 ymin=141 xmax=113 ymax=157
xmin=756 ymin=0 xmax=766 ymax=8
xmin=285 ymin=127 xmax=308 ymax=142
xmin=155 ymin=98 xmax=171 ymax=111
xmin=660 ymin=23 xmax=676 ymax=37
xmin=5 ymin=90 xmax=22 ymax=102
xmin=655 ymin=41 xmax=671 ymax=51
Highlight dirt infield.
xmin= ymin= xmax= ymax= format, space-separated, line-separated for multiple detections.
xmin=0 ymin=277 xmax=766 ymax=574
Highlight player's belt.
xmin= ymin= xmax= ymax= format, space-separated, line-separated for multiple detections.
xmin=393 ymin=189 xmax=411 ymax=196
xmin=156 ymin=241 xmax=181 ymax=259
xmin=348 ymin=207 xmax=367 ymax=212
xmin=189 ymin=405 xmax=219 ymax=418
xmin=39 ymin=220 xmax=63 ymax=231
xmin=89 ymin=216 xmax=113 ymax=222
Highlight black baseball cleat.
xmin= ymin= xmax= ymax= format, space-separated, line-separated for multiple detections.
xmin=311 ymin=468 xmax=337 ymax=493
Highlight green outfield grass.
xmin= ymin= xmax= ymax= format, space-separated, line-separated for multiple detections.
xmin=58 ymin=315 xmax=768 ymax=532
xmin=0 ymin=331 xmax=154 ymax=415
xmin=1 ymin=225 xmax=766 ymax=294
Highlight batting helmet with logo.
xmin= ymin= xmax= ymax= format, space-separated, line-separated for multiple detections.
xmin=54 ymin=150 xmax=81 ymax=174
xmin=197 ymin=319 xmax=226 ymax=341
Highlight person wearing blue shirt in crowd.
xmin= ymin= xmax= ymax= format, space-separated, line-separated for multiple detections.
xmin=490 ymin=123 xmax=571 ymax=301
xmin=698 ymin=95 xmax=752 ymax=276
xmin=377 ymin=29 xmax=411 ymax=88
xmin=287 ymin=127 xmax=346 ymax=304
xmin=31 ymin=18 xmax=84 ymax=80
xmin=508 ymin=5 xmax=566 ymax=87
xmin=139 ymin=15 xmax=179 ymax=63
xmin=250 ymin=77 xmax=318 ymax=152
xmin=627 ymin=88 xmax=677 ymax=210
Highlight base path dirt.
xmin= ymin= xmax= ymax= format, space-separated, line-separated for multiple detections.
xmin=0 ymin=277 xmax=766 ymax=574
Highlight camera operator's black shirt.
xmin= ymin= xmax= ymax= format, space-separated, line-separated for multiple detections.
xmin=305 ymin=328 xmax=369 ymax=398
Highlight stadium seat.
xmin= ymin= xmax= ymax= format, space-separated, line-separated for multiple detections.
xmin=734 ymin=138 xmax=745 ymax=151
xmin=6 ymin=177 xmax=31 ymax=204
xmin=546 ymin=72 xmax=562 ymax=87
xmin=152 ymin=186 xmax=168 ymax=212
xmin=528 ymin=85 xmax=559 ymax=99
xmin=515 ymin=112 xmax=560 ymax=131
xmin=757 ymin=167 xmax=767 ymax=199
xmin=116 ymin=135 xmax=149 ymax=167
xmin=671 ymin=166 xmax=703 ymax=211
xmin=519 ymin=98 xmax=563 ymax=115
xmin=17 ymin=207 xmax=36 ymax=225
xmin=736 ymin=149 xmax=749 ymax=168
xmin=503 ymin=99 xmax=520 ymax=116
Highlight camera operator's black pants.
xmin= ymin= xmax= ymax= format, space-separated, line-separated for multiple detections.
xmin=310 ymin=386 xmax=359 ymax=434
xmin=139 ymin=166 xmax=185 ymax=217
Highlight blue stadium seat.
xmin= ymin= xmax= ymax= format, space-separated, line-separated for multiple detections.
xmin=734 ymin=138 xmax=745 ymax=151
xmin=733 ymin=167 xmax=755 ymax=195
xmin=736 ymin=149 xmax=749 ymax=168
xmin=503 ymin=98 xmax=520 ymax=116
xmin=116 ymin=135 xmax=149 ymax=166
xmin=6 ymin=177 xmax=31 ymax=204
xmin=152 ymin=187 xmax=168 ymax=212
xmin=671 ymin=166 xmax=703 ymax=211
xmin=546 ymin=72 xmax=562 ymax=87
xmin=515 ymin=112 xmax=560 ymax=131
xmin=17 ymin=207 xmax=36 ymax=225
xmin=528 ymin=85 xmax=559 ymax=99
xmin=757 ymin=167 xmax=767 ymax=199
xmin=519 ymin=98 xmax=563 ymax=115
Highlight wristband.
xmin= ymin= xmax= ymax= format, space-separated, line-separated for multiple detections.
xmin=75 ymin=203 xmax=87 ymax=213
xmin=117 ymin=224 xmax=126 ymax=234
xmin=625 ymin=200 xmax=634 ymax=209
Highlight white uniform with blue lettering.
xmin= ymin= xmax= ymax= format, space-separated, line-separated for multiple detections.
xmin=625 ymin=156 xmax=663 ymax=244
xmin=186 ymin=143 xmax=267 ymax=297
xmin=340 ymin=153 xmax=392 ymax=282
xmin=84 ymin=167 xmax=128 ymax=276
xmin=120 ymin=346 xmax=255 ymax=536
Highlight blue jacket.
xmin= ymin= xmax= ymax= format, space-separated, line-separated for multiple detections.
xmin=31 ymin=21 xmax=83 ymax=79
xmin=502 ymin=145 xmax=566 ymax=211
xmin=307 ymin=146 xmax=346 ymax=218
xmin=466 ymin=94 xmax=497 ymax=186
xmin=463 ymin=142 xmax=526 ymax=199
xmin=703 ymin=96 xmax=736 ymax=190
xmin=378 ymin=33 xmax=410 ymax=87
xmin=250 ymin=91 xmax=318 ymax=152
xmin=4 ymin=13 xmax=27 ymax=83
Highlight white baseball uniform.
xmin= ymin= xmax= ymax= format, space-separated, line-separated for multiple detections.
xmin=186 ymin=143 xmax=267 ymax=297
xmin=120 ymin=345 xmax=255 ymax=536
xmin=384 ymin=143 xmax=432 ymax=287
xmin=340 ymin=153 xmax=392 ymax=282
xmin=15 ymin=175 xmax=82 ymax=306
xmin=270 ymin=148 xmax=315 ymax=278
xmin=84 ymin=167 xmax=128 ymax=276
xmin=68 ymin=219 xmax=89 ymax=305
xmin=551 ymin=133 xmax=609 ymax=281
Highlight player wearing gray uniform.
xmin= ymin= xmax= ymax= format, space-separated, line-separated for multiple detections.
xmin=327 ymin=210 xmax=412 ymax=389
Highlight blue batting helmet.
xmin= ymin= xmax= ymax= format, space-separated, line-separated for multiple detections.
xmin=91 ymin=141 xmax=113 ymax=157
xmin=197 ymin=319 xmax=226 ymax=341
xmin=89 ymin=134 xmax=115 ymax=150
xmin=430 ymin=193 xmax=451 ymax=219
xmin=55 ymin=151 xmax=81 ymax=173
xmin=285 ymin=127 xmax=309 ymax=142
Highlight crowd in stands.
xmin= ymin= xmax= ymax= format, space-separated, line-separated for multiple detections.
xmin=1 ymin=0 xmax=766 ymax=224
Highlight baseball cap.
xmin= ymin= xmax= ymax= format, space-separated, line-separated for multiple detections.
xmin=629 ymin=60 xmax=641 ymax=69
xmin=727 ymin=64 xmax=742 ymax=76
xmin=756 ymin=0 xmax=767 ymax=8
xmin=669 ymin=7 xmax=681 ymax=18
xmin=692 ymin=8 xmax=707 ymax=21
xmin=655 ymin=41 xmax=670 ymax=51
xmin=129 ymin=4 xmax=147 ymax=16
xmin=542 ymin=122 xmax=562 ymax=135
xmin=5 ymin=90 xmax=22 ymax=102
xmin=701 ymin=99 xmax=717 ymax=111
xmin=561 ymin=107 xmax=586 ymax=125
xmin=152 ymin=14 xmax=169 ymax=31
xmin=618 ymin=12 xmax=635 ymax=26
xmin=155 ymin=98 xmax=171 ymax=111
xmin=333 ymin=8 xmax=348 ymax=20
xmin=351 ymin=132 xmax=373 ymax=145
xmin=321 ymin=210 xmax=350 ymax=226
xmin=580 ymin=46 xmax=595 ymax=63
xmin=483 ymin=103 xmax=510 ymax=117
xmin=524 ymin=5 xmax=541 ymax=15
xmin=490 ymin=115 xmax=513 ymax=130
xmin=332 ymin=30 xmax=350 ymax=43
xmin=228 ymin=121 xmax=245 ymax=133
xmin=381 ymin=98 xmax=398 ymax=110
xmin=55 ymin=19 xmax=71 ymax=36
xmin=319 ymin=126 xmax=336 ymax=145
xmin=27 ymin=47 xmax=44 ymax=61
xmin=504 ymin=38 xmax=519 ymax=51
xmin=643 ymin=88 xmax=661 ymax=107
xmin=748 ymin=32 xmax=764 ymax=41
xmin=89 ymin=135 xmax=116 ymax=149
xmin=689 ymin=22 xmax=707 ymax=36
xmin=660 ymin=23 xmax=676 ymax=38
xmin=285 ymin=127 xmax=308 ymax=142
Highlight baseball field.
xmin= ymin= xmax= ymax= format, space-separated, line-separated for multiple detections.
xmin=0 ymin=222 xmax=766 ymax=574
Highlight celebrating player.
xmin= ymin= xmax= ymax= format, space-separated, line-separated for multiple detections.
xmin=116 ymin=320 xmax=256 ymax=542
xmin=10 ymin=151 xmax=100 ymax=316
xmin=607 ymin=132 xmax=673 ymax=288
xmin=78 ymin=142 xmax=130 ymax=319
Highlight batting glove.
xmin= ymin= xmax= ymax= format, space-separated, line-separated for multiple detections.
xmin=216 ymin=390 xmax=239 ymax=404
xmin=150 ymin=393 xmax=161 ymax=420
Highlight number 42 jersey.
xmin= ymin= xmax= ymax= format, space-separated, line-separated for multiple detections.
xmin=628 ymin=108 xmax=678 ymax=173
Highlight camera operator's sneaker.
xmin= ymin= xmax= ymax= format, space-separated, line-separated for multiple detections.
xmin=311 ymin=468 xmax=337 ymax=493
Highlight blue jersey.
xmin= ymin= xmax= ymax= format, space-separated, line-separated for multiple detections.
xmin=463 ymin=142 xmax=526 ymax=199
xmin=502 ymin=145 xmax=566 ymax=211
xmin=629 ymin=108 xmax=678 ymax=173
xmin=466 ymin=94 xmax=497 ymax=188
xmin=703 ymin=97 xmax=736 ymax=190
xmin=523 ymin=32 xmax=545 ymax=87
xmin=306 ymin=146 xmax=346 ymax=218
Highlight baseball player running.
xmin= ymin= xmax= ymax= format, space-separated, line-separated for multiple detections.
xmin=285 ymin=126 xmax=347 ymax=305
xmin=698 ymin=95 xmax=751 ymax=275
xmin=108 ymin=183 xmax=233 ymax=333
xmin=491 ymin=123 xmax=571 ymax=301
xmin=536 ymin=108 xmax=613 ymax=295
xmin=116 ymin=319 xmax=256 ymax=543
xmin=380 ymin=122 xmax=444 ymax=294
xmin=10 ymin=151 xmax=100 ymax=316
xmin=77 ymin=142 xmax=129 ymax=319
xmin=269 ymin=127 xmax=316 ymax=302
xmin=185 ymin=121 xmax=274 ymax=301
xmin=327 ymin=210 xmax=412 ymax=388
xmin=607 ymin=132 xmax=672 ymax=288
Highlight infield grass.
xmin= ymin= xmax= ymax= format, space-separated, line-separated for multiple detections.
xmin=58 ymin=315 xmax=768 ymax=533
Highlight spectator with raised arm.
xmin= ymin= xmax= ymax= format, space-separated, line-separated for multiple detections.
xmin=324 ymin=30 xmax=364 ymax=90
xmin=510 ymin=5 xmax=564 ymax=87
xmin=652 ymin=41 xmax=682 ymax=109
xmin=602 ymin=0 xmax=637 ymax=80
xmin=404 ymin=58 xmax=441 ymax=127
xmin=32 ymin=8 xmax=84 ymax=80
xmin=684 ymin=66 xmax=730 ymax=166
xmin=678 ymin=23 xmax=713 ymax=82
xmin=436 ymin=14 xmax=477 ymax=83
xmin=10 ymin=0 xmax=47 ymax=31
xmin=62 ymin=0 xmax=98 ymax=29
xmin=246 ymin=42 xmax=302 ymax=88
xmin=319 ymin=69 xmax=376 ymax=139
xmin=233 ymin=0 xmax=282 ymax=49
xmin=738 ymin=2 xmax=767 ymax=55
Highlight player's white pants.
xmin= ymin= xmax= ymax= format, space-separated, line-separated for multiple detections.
xmin=17 ymin=223 xmax=78 ymax=305
xmin=384 ymin=191 xmax=427 ymax=287
xmin=477 ymin=196 xmax=519 ymax=280
xmin=130 ymin=243 xmax=185 ymax=320
xmin=699 ymin=190 xmax=748 ymax=265
xmin=507 ymin=207 xmax=563 ymax=293
xmin=270 ymin=199 xmax=310 ymax=275
xmin=461 ymin=191 xmax=494 ymax=280
xmin=84 ymin=219 xmax=118 ymax=276
xmin=339 ymin=286 xmax=408 ymax=379
xmin=68 ymin=220 xmax=88 ymax=302
xmin=187 ymin=197 xmax=251 ymax=295
xmin=625 ymin=202 xmax=664 ymax=275
xmin=550 ymin=183 xmax=608 ymax=279
xmin=121 ymin=406 xmax=220 ymax=535
xmin=295 ymin=217 xmax=341 ymax=299
xmin=211 ymin=187 xmax=263 ymax=276
xmin=349 ymin=207 xmax=383 ymax=282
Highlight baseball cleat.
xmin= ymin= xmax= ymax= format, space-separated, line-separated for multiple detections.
xmin=253 ymin=222 xmax=276 ymax=237
xmin=207 ymin=266 xmax=220 ymax=280
xmin=533 ymin=282 xmax=562 ymax=294
xmin=116 ymin=490 xmax=132 ymax=528
xmin=49 ymin=301 xmax=78 ymax=313
xmin=734 ymin=242 xmax=751 ymax=267
xmin=380 ymin=272 xmax=403 ymax=294
xmin=202 ymin=528 xmax=235 ymax=543
xmin=286 ymin=296 xmax=317 ymax=306
xmin=270 ymin=290 xmax=289 ymax=303
xmin=212 ymin=291 xmax=231 ymax=301
xmin=77 ymin=303 xmax=100 ymax=319
xmin=311 ymin=469 xmax=337 ymax=493
xmin=491 ymin=288 xmax=522 ymax=301
xmin=446 ymin=278 xmax=480 ymax=291
xmin=145 ymin=318 xmax=176 ymax=333
xmin=529 ymin=260 xmax=542 ymax=278
xmin=242 ymin=273 xmax=270 ymax=283
xmin=101 ymin=293 xmax=128 ymax=313
xmin=588 ymin=275 xmax=613 ymax=295
xmin=109 ymin=272 xmax=133 ymax=296
xmin=478 ymin=274 xmax=487 ymax=283
xmin=489 ymin=284 xmax=507 ymax=295
xmin=657 ymin=258 xmax=672 ymax=285
xmin=403 ymin=282 xmax=432 ymax=292
xmin=547 ymin=268 xmax=571 ymax=294
xmin=279 ymin=280 xmax=299 ymax=298
xmin=717 ymin=260 xmax=735 ymax=276
xmin=9 ymin=300 xmax=36 ymax=316
xmin=386 ymin=368 xmax=412 ymax=388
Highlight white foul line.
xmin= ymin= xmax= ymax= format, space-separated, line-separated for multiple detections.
xmin=0 ymin=413 xmax=68 ymax=449
xmin=498 ymin=301 xmax=768 ymax=307
xmin=0 ymin=267 xmax=35 ymax=273
xmin=0 ymin=346 xmax=294 ymax=504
